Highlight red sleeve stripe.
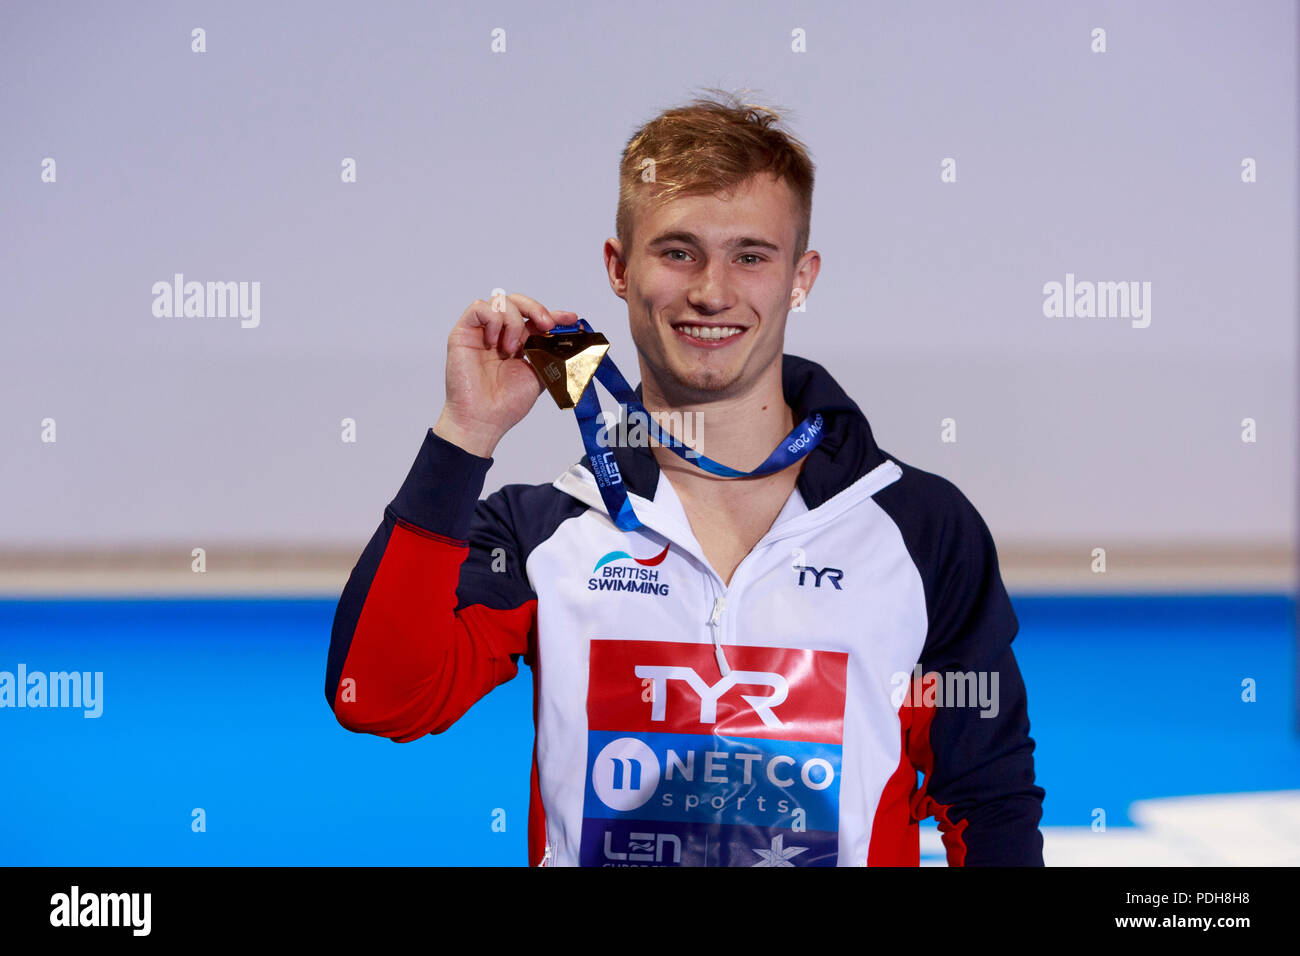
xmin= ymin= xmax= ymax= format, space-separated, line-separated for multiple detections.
xmin=391 ymin=514 xmax=468 ymax=548
xmin=333 ymin=522 xmax=533 ymax=742
xmin=905 ymin=694 xmax=970 ymax=867
xmin=867 ymin=701 xmax=922 ymax=865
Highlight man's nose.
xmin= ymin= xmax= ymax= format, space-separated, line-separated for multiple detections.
xmin=686 ymin=258 xmax=733 ymax=315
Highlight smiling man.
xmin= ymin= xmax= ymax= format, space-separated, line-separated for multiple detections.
xmin=324 ymin=90 xmax=1044 ymax=867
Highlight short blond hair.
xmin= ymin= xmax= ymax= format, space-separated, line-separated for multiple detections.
xmin=616 ymin=89 xmax=816 ymax=264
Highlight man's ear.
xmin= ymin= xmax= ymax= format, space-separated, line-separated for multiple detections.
xmin=604 ymin=238 xmax=629 ymax=301
xmin=791 ymin=249 xmax=821 ymax=310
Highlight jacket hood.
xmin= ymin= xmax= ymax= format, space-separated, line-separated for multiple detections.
xmin=573 ymin=353 xmax=888 ymax=510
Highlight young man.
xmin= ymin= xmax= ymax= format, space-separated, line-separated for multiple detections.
xmin=324 ymin=93 xmax=1044 ymax=866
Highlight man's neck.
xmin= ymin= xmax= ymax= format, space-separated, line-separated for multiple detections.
xmin=638 ymin=364 xmax=795 ymax=479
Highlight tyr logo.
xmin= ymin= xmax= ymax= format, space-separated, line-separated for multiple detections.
xmin=633 ymin=666 xmax=789 ymax=728
xmin=794 ymin=565 xmax=844 ymax=589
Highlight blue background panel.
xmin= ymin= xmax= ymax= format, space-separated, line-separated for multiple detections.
xmin=0 ymin=595 xmax=1295 ymax=864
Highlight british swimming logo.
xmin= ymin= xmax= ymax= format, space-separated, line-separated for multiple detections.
xmin=592 ymin=542 xmax=670 ymax=573
xmin=579 ymin=639 xmax=848 ymax=866
xmin=587 ymin=543 xmax=671 ymax=597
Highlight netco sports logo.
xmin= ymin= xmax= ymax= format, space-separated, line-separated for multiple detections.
xmin=580 ymin=639 xmax=848 ymax=866
xmin=587 ymin=543 xmax=671 ymax=597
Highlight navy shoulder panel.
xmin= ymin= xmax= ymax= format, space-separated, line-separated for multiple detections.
xmin=870 ymin=452 xmax=1019 ymax=666
xmin=456 ymin=479 xmax=589 ymax=612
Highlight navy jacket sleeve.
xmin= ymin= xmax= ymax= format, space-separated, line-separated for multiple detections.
xmin=323 ymin=428 xmax=539 ymax=742
xmin=917 ymin=482 xmax=1043 ymax=865
xmin=884 ymin=473 xmax=1046 ymax=865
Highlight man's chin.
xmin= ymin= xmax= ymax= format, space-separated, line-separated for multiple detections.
xmin=665 ymin=363 xmax=741 ymax=398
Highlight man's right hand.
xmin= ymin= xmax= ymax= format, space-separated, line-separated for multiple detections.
xmin=433 ymin=295 xmax=579 ymax=458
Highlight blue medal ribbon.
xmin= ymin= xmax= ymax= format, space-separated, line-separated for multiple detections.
xmin=549 ymin=320 xmax=829 ymax=532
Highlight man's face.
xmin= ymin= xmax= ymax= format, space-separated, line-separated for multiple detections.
xmin=605 ymin=172 xmax=819 ymax=403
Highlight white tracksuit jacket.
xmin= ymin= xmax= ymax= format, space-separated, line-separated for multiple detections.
xmin=325 ymin=353 xmax=1045 ymax=866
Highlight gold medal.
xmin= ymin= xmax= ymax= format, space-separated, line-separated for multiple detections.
xmin=523 ymin=326 xmax=610 ymax=409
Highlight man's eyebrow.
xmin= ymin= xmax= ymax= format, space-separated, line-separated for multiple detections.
xmin=646 ymin=230 xmax=781 ymax=252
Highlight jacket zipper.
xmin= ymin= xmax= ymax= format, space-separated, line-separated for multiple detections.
xmin=537 ymin=843 xmax=553 ymax=867
xmin=708 ymin=593 xmax=730 ymax=677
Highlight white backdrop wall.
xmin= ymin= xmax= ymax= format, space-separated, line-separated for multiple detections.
xmin=1 ymin=0 xmax=1294 ymax=551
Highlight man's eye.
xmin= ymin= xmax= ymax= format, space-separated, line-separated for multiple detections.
xmin=738 ymin=254 xmax=764 ymax=265
xmin=666 ymin=249 xmax=690 ymax=261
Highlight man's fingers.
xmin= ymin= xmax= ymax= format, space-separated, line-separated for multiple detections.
xmin=506 ymin=294 xmax=558 ymax=334
xmin=504 ymin=302 xmax=533 ymax=353
xmin=511 ymin=313 xmax=568 ymax=353
xmin=463 ymin=299 xmax=582 ymax=353
xmin=464 ymin=301 xmax=507 ymax=349
xmin=504 ymin=298 xmax=582 ymax=353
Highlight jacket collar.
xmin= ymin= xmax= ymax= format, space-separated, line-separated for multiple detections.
xmin=572 ymin=353 xmax=888 ymax=510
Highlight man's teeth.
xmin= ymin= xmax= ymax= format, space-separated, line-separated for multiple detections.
xmin=676 ymin=325 xmax=744 ymax=341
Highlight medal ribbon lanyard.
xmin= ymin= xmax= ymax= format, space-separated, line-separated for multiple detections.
xmin=541 ymin=321 xmax=828 ymax=533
